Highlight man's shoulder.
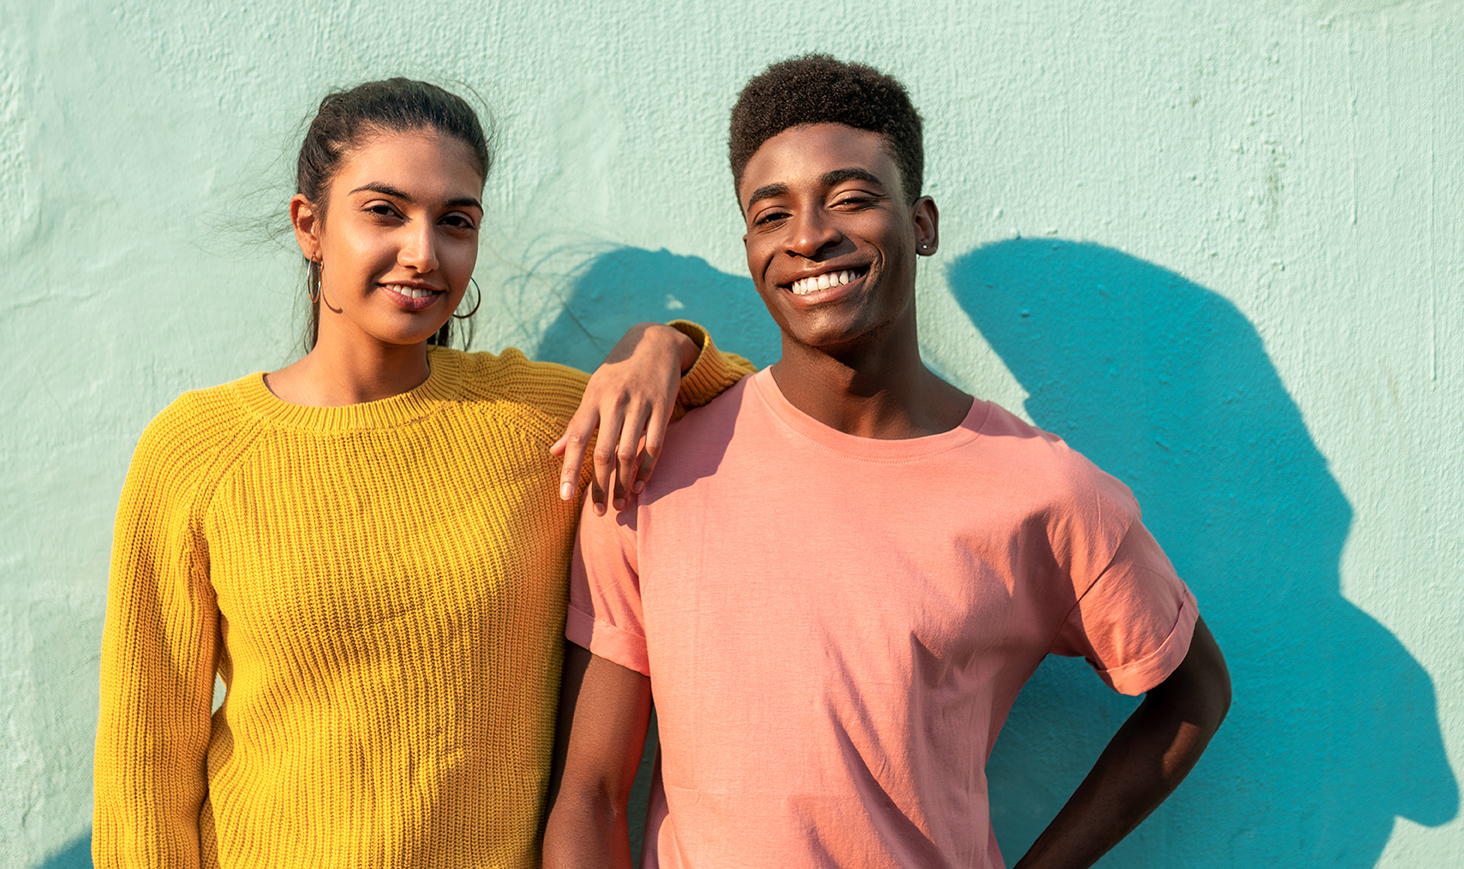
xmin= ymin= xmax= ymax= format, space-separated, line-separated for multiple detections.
xmin=972 ymin=401 xmax=1140 ymax=527
xmin=976 ymin=401 xmax=1110 ymax=474
xmin=669 ymin=370 xmax=756 ymax=431
xmin=651 ymin=374 xmax=758 ymax=470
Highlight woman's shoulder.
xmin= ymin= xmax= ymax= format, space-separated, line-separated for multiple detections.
xmin=441 ymin=347 xmax=589 ymax=423
xmin=144 ymin=373 xmax=259 ymax=435
xmin=128 ymin=374 xmax=266 ymax=485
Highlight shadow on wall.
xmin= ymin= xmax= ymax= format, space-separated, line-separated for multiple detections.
xmin=535 ymin=247 xmax=780 ymax=372
xmin=45 ymin=242 xmax=1455 ymax=869
xmin=547 ymin=241 xmax=1459 ymax=866
xmin=951 ymin=239 xmax=1457 ymax=867
xmin=35 ymin=835 xmax=89 ymax=869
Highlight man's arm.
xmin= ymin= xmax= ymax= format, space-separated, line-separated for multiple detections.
xmin=1014 ymin=616 xmax=1231 ymax=869
xmin=544 ymin=642 xmax=654 ymax=869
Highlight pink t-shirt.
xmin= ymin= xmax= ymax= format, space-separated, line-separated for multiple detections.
xmin=568 ymin=369 xmax=1197 ymax=869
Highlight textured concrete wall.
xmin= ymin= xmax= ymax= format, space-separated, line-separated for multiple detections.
xmin=3 ymin=1 xmax=1460 ymax=866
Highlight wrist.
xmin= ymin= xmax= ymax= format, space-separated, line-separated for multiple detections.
xmin=663 ymin=321 xmax=703 ymax=373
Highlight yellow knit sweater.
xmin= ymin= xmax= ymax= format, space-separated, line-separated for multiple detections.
xmin=94 ymin=328 xmax=748 ymax=869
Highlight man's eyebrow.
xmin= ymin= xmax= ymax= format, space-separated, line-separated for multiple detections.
xmin=348 ymin=184 xmax=482 ymax=211
xmin=821 ymin=168 xmax=886 ymax=189
xmin=745 ymin=182 xmax=788 ymax=211
xmin=744 ymin=168 xmax=889 ymax=213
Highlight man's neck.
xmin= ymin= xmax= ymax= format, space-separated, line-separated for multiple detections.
xmin=770 ymin=327 xmax=972 ymax=440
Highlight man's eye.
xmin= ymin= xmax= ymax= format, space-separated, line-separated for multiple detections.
xmin=754 ymin=211 xmax=788 ymax=226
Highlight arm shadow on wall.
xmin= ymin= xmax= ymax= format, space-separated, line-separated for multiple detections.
xmin=951 ymin=238 xmax=1457 ymax=868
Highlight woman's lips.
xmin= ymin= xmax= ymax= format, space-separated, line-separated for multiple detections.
xmin=380 ymin=283 xmax=444 ymax=311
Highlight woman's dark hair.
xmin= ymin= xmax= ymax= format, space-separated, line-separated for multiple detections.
xmin=729 ymin=55 xmax=923 ymax=205
xmin=297 ymin=78 xmax=492 ymax=350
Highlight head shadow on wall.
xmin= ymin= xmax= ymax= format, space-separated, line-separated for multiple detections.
xmin=949 ymin=238 xmax=1456 ymax=867
xmin=534 ymin=246 xmax=779 ymax=373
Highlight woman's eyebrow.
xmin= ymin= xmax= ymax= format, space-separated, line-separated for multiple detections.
xmin=350 ymin=182 xmax=412 ymax=200
xmin=348 ymin=184 xmax=481 ymax=211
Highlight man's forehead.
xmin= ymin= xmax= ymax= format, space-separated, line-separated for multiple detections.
xmin=739 ymin=123 xmax=903 ymax=203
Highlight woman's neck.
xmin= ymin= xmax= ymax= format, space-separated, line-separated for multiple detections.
xmin=266 ymin=334 xmax=434 ymax=407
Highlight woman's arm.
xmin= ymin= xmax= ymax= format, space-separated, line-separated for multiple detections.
xmin=93 ymin=412 xmax=221 ymax=869
xmin=552 ymin=321 xmax=753 ymax=513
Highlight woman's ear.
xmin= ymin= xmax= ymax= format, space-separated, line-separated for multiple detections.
xmin=290 ymin=194 xmax=321 ymax=261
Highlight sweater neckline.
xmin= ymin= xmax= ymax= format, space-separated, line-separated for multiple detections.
xmin=235 ymin=347 xmax=464 ymax=432
xmin=748 ymin=367 xmax=989 ymax=462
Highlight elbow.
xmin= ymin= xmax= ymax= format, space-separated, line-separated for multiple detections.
xmin=1201 ymin=658 xmax=1232 ymax=736
xmin=1153 ymin=616 xmax=1232 ymax=736
xmin=1181 ymin=646 xmax=1231 ymax=740
xmin=1195 ymin=620 xmax=1232 ymax=734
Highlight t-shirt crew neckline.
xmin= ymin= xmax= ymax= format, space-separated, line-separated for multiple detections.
xmin=236 ymin=346 xmax=464 ymax=432
xmin=748 ymin=367 xmax=990 ymax=463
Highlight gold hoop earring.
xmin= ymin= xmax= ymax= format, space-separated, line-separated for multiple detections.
xmin=307 ymin=260 xmax=322 ymax=304
xmin=453 ymin=277 xmax=482 ymax=320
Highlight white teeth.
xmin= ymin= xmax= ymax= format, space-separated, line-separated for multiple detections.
xmin=791 ymin=269 xmax=860 ymax=295
xmin=385 ymin=284 xmax=434 ymax=299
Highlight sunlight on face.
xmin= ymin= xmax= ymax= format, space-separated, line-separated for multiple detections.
xmin=298 ymin=128 xmax=485 ymax=350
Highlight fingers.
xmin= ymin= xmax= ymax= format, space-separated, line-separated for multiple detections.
xmin=557 ymin=321 xmax=688 ymax=511
xmin=556 ymin=410 xmax=597 ymax=502
xmin=614 ymin=402 xmax=655 ymax=510
xmin=633 ymin=403 xmax=669 ymax=495
xmin=589 ymin=400 xmax=628 ymax=515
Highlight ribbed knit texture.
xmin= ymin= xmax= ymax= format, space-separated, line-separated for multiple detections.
xmin=94 ymin=327 xmax=748 ymax=869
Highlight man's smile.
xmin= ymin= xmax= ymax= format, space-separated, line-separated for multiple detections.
xmin=788 ymin=266 xmax=869 ymax=296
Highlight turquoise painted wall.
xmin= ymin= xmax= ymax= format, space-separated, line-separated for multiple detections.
xmin=3 ymin=1 xmax=1461 ymax=866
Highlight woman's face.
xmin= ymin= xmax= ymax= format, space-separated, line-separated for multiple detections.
xmin=292 ymin=127 xmax=484 ymax=350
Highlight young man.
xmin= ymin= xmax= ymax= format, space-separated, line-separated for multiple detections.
xmin=544 ymin=56 xmax=1231 ymax=869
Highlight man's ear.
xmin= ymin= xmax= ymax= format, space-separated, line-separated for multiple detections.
xmin=290 ymin=194 xmax=322 ymax=261
xmin=913 ymin=196 xmax=939 ymax=255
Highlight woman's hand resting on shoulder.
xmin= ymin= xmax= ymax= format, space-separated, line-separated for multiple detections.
xmin=551 ymin=323 xmax=700 ymax=514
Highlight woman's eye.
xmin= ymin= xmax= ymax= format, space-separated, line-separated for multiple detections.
xmin=367 ymin=203 xmax=399 ymax=218
xmin=442 ymin=214 xmax=477 ymax=231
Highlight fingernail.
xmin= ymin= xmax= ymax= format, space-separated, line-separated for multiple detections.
xmin=634 ymin=480 xmax=645 ymax=493
xmin=560 ymin=482 xmax=573 ymax=500
xmin=613 ymin=497 xmax=625 ymax=510
xmin=593 ymin=501 xmax=606 ymax=516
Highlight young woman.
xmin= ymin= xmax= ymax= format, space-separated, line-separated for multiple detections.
xmin=92 ymin=78 xmax=747 ymax=868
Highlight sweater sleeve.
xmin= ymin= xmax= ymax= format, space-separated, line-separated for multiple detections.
xmin=667 ymin=320 xmax=756 ymax=416
xmin=94 ymin=402 xmax=224 ymax=869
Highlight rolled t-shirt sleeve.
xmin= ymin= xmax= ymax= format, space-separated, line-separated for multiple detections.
xmin=567 ymin=497 xmax=652 ymax=675
xmin=1051 ymin=519 xmax=1198 ymax=695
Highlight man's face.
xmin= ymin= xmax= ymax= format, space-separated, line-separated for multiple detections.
xmin=737 ymin=123 xmax=937 ymax=354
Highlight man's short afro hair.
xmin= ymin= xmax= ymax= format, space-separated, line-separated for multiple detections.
xmin=729 ymin=54 xmax=924 ymax=204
